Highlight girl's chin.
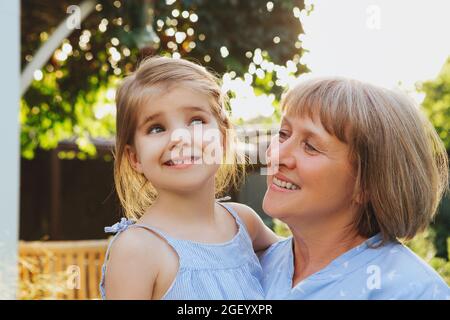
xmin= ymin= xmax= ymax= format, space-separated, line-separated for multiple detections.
xmin=153 ymin=176 xmax=214 ymax=192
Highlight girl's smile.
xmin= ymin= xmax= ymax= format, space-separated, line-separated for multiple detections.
xmin=163 ymin=156 xmax=202 ymax=169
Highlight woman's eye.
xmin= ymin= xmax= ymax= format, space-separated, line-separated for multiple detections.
xmin=278 ymin=130 xmax=289 ymax=141
xmin=190 ymin=117 xmax=205 ymax=126
xmin=304 ymin=142 xmax=319 ymax=153
xmin=148 ymin=125 xmax=164 ymax=134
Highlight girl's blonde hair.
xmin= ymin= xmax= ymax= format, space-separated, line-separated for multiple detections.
xmin=114 ymin=56 xmax=244 ymax=220
xmin=281 ymin=77 xmax=449 ymax=243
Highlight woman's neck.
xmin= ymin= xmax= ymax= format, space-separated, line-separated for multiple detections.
xmin=288 ymin=214 xmax=367 ymax=287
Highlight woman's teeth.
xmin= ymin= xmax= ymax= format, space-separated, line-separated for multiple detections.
xmin=273 ymin=177 xmax=299 ymax=190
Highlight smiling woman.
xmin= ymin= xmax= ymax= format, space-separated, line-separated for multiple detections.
xmin=260 ymin=77 xmax=450 ymax=300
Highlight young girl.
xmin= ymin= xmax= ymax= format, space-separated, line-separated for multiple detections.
xmin=99 ymin=56 xmax=279 ymax=300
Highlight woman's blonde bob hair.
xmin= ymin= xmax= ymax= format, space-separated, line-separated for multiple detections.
xmin=114 ymin=56 xmax=244 ymax=220
xmin=281 ymin=77 xmax=449 ymax=243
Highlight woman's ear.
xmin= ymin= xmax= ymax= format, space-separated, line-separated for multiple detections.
xmin=353 ymin=189 xmax=368 ymax=206
xmin=125 ymin=144 xmax=143 ymax=173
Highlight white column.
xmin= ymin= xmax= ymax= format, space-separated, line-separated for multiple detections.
xmin=0 ymin=0 xmax=20 ymax=300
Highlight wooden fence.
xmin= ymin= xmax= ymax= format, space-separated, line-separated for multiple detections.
xmin=19 ymin=239 xmax=108 ymax=300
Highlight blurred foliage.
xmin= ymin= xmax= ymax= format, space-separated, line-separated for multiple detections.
xmin=431 ymin=191 xmax=450 ymax=259
xmin=419 ymin=56 xmax=450 ymax=259
xmin=273 ymin=218 xmax=292 ymax=238
xmin=21 ymin=0 xmax=309 ymax=159
xmin=420 ymin=57 xmax=450 ymax=150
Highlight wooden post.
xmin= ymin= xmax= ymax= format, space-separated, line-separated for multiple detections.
xmin=0 ymin=0 xmax=20 ymax=300
xmin=50 ymin=148 xmax=62 ymax=240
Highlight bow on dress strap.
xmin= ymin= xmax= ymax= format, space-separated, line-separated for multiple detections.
xmin=104 ymin=218 xmax=134 ymax=234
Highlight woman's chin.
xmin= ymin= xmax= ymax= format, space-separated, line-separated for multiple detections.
xmin=262 ymin=194 xmax=291 ymax=220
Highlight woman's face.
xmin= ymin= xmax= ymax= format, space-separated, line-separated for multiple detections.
xmin=263 ymin=114 xmax=358 ymax=224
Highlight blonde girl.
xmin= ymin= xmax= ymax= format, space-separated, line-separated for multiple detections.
xmin=99 ymin=56 xmax=278 ymax=300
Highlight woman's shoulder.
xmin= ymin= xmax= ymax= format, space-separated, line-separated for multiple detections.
xmin=371 ymin=241 xmax=450 ymax=299
xmin=259 ymin=236 xmax=292 ymax=265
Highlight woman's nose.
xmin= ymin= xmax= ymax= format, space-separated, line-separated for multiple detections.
xmin=266 ymin=136 xmax=296 ymax=170
xmin=278 ymin=139 xmax=297 ymax=169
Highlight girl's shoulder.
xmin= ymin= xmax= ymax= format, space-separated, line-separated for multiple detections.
xmin=109 ymin=224 xmax=168 ymax=256
xmin=103 ymin=222 xmax=179 ymax=299
xmin=108 ymin=221 xmax=180 ymax=270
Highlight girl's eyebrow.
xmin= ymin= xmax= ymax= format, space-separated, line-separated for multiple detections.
xmin=181 ymin=105 xmax=211 ymax=114
xmin=139 ymin=105 xmax=210 ymax=129
xmin=139 ymin=113 xmax=162 ymax=129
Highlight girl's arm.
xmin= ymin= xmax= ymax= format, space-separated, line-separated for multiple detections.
xmin=227 ymin=202 xmax=282 ymax=252
xmin=104 ymin=228 xmax=160 ymax=299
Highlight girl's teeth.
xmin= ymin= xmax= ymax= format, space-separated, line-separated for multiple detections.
xmin=169 ymin=157 xmax=198 ymax=165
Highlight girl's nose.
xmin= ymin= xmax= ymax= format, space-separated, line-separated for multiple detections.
xmin=168 ymin=128 xmax=192 ymax=151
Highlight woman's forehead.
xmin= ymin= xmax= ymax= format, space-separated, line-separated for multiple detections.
xmin=282 ymin=113 xmax=327 ymax=133
xmin=281 ymin=112 xmax=353 ymax=151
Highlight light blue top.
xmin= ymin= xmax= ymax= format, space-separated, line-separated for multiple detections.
xmin=259 ymin=233 xmax=450 ymax=300
xmin=99 ymin=202 xmax=264 ymax=300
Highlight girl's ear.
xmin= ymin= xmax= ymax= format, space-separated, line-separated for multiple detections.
xmin=125 ymin=144 xmax=143 ymax=174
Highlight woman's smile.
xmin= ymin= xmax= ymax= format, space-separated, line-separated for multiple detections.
xmin=269 ymin=173 xmax=301 ymax=192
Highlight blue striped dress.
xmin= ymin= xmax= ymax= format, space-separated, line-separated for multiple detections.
xmin=99 ymin=202 xmax=264 ymax=299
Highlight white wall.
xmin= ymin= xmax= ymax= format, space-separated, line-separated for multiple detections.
xmin=0 ymin=0 xmax=20 ymax=300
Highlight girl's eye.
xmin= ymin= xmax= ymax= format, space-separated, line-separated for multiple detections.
xmin=148 ymin=125 xmax=164 ymax=134
xmin=190 ymin=117 xmax=205 ymax=126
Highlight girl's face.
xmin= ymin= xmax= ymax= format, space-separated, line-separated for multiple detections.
xmin=263 ymin=114 xmax=358 ymax=224
xmin=127 ymin=86 xmax=222 ymax=194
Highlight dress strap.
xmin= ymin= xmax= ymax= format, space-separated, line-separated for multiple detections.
xmin=216 ymin=201 xmax=250 ymax=237
xmin=129 ymin=223 xmax=174 ymax=243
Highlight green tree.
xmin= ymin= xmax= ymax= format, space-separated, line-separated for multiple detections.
xmin=421 ymin=57 xmax=450 ymax=150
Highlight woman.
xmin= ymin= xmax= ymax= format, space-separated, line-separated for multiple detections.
xmin=260 ymin=77 xmax=450 ymax=299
